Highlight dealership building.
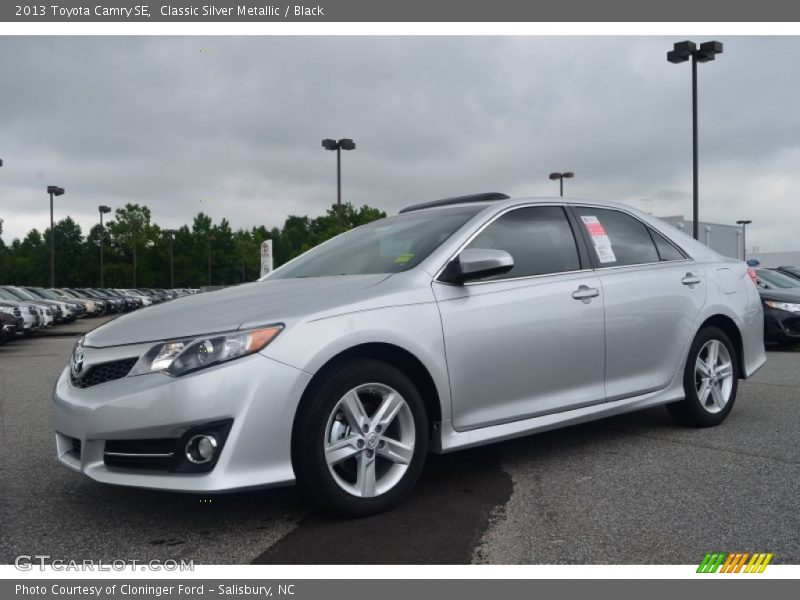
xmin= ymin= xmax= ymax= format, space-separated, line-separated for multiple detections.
xmin=658 ymin=215 xmax=798 ymax=267
xmin=660 ymin=215 xmax=743 ymax=259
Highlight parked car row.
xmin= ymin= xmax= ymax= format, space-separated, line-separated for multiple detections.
xmin=751 ymin=266 xmax=800 ymax=347
xmin=0 ymin=286 xmax=195 ymax=345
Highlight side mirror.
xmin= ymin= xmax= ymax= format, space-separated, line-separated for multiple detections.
xmin=440 ymin=248 xmax=514 ymax=284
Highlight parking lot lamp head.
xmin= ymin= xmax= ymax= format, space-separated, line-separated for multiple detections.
xmin=322 ymin=138 xmax=357 ymax=206
xmin=548 ymin=172 xmax=574 ymax=197
xmin=47 ymin=185 xmax=66 ymax=287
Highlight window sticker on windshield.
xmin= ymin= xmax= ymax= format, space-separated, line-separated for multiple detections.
xmin=580 ymin=215 xmax=617 ymax=263
xmin=393 ymin=253 xmax=414 ymax=264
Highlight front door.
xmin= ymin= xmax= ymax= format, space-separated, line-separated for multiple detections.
xmin=433 ymin=205 xmax=607 ymax=431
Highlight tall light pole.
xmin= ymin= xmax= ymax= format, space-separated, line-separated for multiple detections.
xmin=164 ymin=229 xmax=177 ymax=289
xmin=736 ymin=219 xmax=752 ymax=261
xmin=667 ymin=40 xmax=723 ymax=240
xmin=321 ymin=138 xmax=356 ymax=206
xmin=47 ymin=185 xmax=65 ymax=287
xmin=239 ymin=240 xmax=246 ymax=282
xmin=131 ymin=214 xmax=143 ymax=288
xmin=98 ymin=206 xmax=111 ymax=287
xmin=207 ymin=234 xmax=215 ymax=286
xmin=548 ymin=172 xmax=574 ymax=197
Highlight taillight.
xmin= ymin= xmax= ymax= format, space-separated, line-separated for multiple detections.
xmin=747 ymin=268 xmax=758 ymax=286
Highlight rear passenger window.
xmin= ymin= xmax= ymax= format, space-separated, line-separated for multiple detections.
xmin=650 ymin=229 xmax=686 ymax=261
xmin=465 ymin=206 xmax=580 ymax=280
xmin=573 ymin=207 xmax=659 ymax=267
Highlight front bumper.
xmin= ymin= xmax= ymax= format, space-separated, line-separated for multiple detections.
xmin=764 ymin=307 xmax=800 ymax=343
xmin=53 ymin=351 xmax=311 ymax=493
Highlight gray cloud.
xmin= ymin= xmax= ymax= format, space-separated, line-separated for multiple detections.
xmin=1 ymin=36 xmax=799 ymax=252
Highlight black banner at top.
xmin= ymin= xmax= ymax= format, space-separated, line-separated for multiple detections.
xmin=2 ymin=0 xmax=799 ymax=22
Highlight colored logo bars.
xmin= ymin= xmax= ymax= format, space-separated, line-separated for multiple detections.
xmin=697 ymin=552 xmax=773 ymax=573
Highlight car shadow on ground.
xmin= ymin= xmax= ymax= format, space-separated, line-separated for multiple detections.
xmin=252 ymin=406 xmax=677 ymax=564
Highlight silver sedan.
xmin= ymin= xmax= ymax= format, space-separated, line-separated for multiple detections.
xmin=53 ymin=194 xmax=766 ymax=516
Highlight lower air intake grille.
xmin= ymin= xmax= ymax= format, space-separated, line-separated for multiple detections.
xmin=104 ymin=438 xmax=177 ymax=471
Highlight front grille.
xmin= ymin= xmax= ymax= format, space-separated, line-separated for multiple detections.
xmin=104 ymin=438 xmax=176 ymax=471
xmin=70 ymin=358 xmax=138 ymax=389
xmin=72 ymin=438 xmax=82 ymax=456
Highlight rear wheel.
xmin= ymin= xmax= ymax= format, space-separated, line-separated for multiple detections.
xmin=667 ymin=326 xmax=738 ymax=427
xmin=292 ymin=359 xmax=429 ymax=517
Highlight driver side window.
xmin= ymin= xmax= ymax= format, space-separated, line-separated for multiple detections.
xmin=465 ymin=206 xmax=581 ymax=281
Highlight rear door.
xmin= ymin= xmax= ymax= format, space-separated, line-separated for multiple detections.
xmin=433 ymin=204 xmax=606 ymax=431
xmin=571 ymin=206 xmax=707 ymax=401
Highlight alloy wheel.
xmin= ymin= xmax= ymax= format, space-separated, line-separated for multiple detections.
xmin=323 ymin=383 xmax=416 ymax=498
xmin=694 ymin=339 xmax=734 ymax=414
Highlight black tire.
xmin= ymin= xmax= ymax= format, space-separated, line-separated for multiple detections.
xmin=292 ymin=359 xmax=429 ymax=517
xmin=667 ymin=326 xmax=739 ymax=427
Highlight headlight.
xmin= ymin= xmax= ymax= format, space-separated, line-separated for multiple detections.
xmin=764 ymin=300 xmax=800 ymax=313
xmin=0 ymin=306 xmax=11 ymax=314
xmin=130 ymin=325 xmax=283 ymax=377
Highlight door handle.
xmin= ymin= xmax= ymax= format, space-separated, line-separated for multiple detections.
xmin=681 ymin=273 xmax=702 ymax=286
xmin=572 ymin=285 xmax=600 ymax=302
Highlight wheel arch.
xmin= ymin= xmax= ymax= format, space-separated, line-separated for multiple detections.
xmin=697 ymin=313 xmax=746 ymax=379
xmin=291 ymin=342 xmax=443 ymax=440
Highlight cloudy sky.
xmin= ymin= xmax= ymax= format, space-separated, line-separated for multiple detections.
xmin=0 ymin=36 xmax=798 ymax=252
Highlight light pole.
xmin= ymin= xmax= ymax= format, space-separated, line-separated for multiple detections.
xmin=667 ymin=40 xmax=723 ymax=240
xmin=736 ymin=219 xmax=752 ymax=261
xmin=164 ymin=230 xmax=177 ymax=289
xmin=98 ymin=206 xmax=111 ymax=287
xmin=321 ymin=138 xmax=356 ymax=206
xmin=131 ymin=214 xmax=143 ymax=288
xmin=548 ymin=172 xmax=574 ymax=197
xmin=207 ymin=234 xmax=215 ymax=286
xmin=47 ymin=185 xmax=65 ymax=287
xmin=239 ymin=241 xmax=246 ymax=282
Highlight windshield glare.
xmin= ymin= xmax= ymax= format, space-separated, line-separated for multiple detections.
xmin=266 ymin=206 xmax=483 ymax=280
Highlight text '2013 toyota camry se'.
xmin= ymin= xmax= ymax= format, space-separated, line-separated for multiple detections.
xmin=53 ymin=193 xmax=766 ymax=516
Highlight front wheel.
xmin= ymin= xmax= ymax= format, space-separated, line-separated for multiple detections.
xmin=667 ymin=326 xmax=739 ymax=427
xmin=292 ymin=359 xmax=429 ymax=517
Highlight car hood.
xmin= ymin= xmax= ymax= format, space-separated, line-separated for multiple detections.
xmin=759 ymin=288 xmax=800 ymax=303
xmin=85 ymin=274 xmax=391 ymax=347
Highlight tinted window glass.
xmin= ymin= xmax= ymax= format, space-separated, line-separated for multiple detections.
xmin=651 ymin=229 xmax=686 ymax=261
xmin=574 ymin=207 xmax=659 ymax=267
xmin=755 ymin=269 xmax=800 ymax=289
xmin=465 ymin=206 xmax=580 ymax=280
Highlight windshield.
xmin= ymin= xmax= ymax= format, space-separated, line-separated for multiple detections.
xmin=0 ymin=289 xmax=23 ymax=302
xmin=7 ymin=287 xmax=38 ymax=301
xmin=26 ymin=288 xmax=54 ymax=300
xmin=266 ymin=206 xmax=483 ymax=280
xmin=757 ymin=269 xmax=800 ymax=289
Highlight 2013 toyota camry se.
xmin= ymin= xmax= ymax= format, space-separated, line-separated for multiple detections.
xmin=53 ymin=193 xmax=766 ymax=516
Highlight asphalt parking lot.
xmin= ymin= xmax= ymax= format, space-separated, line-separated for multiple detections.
xmin=1 ymin=323 xmax=798 ymax=565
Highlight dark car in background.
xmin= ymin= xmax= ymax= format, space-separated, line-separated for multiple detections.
xmin=0 ymin=303 xmax=24 ymax=343
xmin=754 ymin=268 xmax=800 ymax=347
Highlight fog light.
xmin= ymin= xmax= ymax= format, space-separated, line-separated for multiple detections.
xmin=185 ymin=434 xmax=217 ymax=464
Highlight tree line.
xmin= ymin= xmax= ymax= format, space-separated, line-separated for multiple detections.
xmin=0 ymin=202 xmax=386 ymax=288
